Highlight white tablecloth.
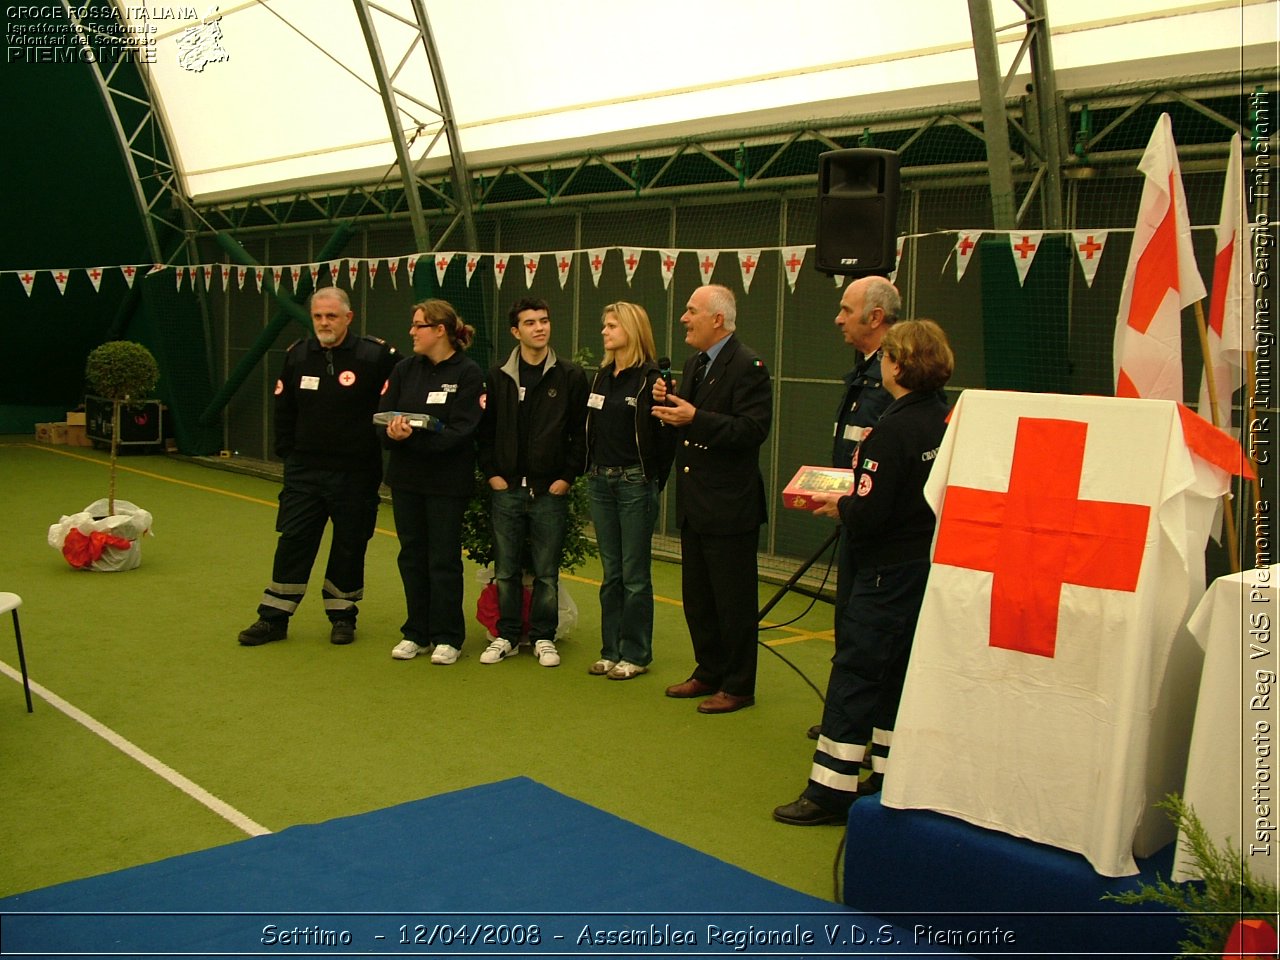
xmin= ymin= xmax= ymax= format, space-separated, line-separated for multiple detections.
xmin=1174 ymin=566 xmax=1280 ymax=884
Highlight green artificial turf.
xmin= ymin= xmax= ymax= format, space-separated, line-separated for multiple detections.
xmin=0 ymin=439 xmax=845 ymax=901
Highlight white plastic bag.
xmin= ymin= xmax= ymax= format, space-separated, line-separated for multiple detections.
xmin=48 ymin=500 xmax=153 ymax=572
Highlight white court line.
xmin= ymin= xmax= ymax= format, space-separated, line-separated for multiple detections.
xmin=0 ymin=661 xmax=271 ymax=838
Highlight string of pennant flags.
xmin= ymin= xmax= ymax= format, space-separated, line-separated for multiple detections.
xmin=9 ymin=228 xmax=1170 ymax=300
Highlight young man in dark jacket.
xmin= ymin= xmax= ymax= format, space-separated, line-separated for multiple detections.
xmin=476 ymin=298 xmax=588 ymax=667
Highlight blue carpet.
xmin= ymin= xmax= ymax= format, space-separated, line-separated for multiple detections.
xmin=1 ymin=777 xmax=968 ymax=958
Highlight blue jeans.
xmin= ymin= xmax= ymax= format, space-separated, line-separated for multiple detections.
xmin=490 ymin=486 xmax=569 ymax=643
xmin=588 ymin=469 xmax=660 ymax=665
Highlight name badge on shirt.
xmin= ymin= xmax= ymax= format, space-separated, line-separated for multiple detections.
xmin=518 ymin=386 xmax=526 ymax=402
xmin=843 ymin=424 xmax=869 ymax=442
xmin=300 ymin=375 xmax=320 ymax=391
xmin=426 ymin=391 xmax=448 ymax=405
xmin=587 ymin=393 xmax=605 ymax=410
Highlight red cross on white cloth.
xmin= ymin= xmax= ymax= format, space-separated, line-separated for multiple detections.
xmin=696 ymin=250 xmax=718 ymax=285
xmin=882 ymin=389 xmax=1242 ymax=878
xmin=554 ymin=251 xmax=573 ymax=289
xmin=492 ymin=254 xmax=512 ymax=289
xmin=586 ymin=248 xmax=607 ymax=288
xmin=1071 ymin=230 xmax=1109 ymax=288
xmin=434 ymin=253 xmax=454 ymax=288
xmin=736 ymin=249 xmax=761 ymax=293
xmin=621 ymin=248 xmax=641 ymax=287
xmin=780 ymin=246 xmax=806 ymax=292
xmin=658 ymin=250 xmax=678 ymax=290
xmin=1008 ymin=231 xmax=1044 ymax=287
xmin=954 ymin=231 xmax=981 ymax=281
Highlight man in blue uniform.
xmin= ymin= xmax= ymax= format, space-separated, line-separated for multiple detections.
xmin=238 ymin=286 xmax=399 ymax=647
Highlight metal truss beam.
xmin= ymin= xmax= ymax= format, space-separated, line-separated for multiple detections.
xmin=65 ymin=0 xmax=189 ymax=265
xmin=351 ymin=0 xmax=478 ymax=254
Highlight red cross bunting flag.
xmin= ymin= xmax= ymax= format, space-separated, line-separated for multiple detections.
xmin=737 ymin=249 xmax=761 ymax=293
xmin=888 ymin=235 xmax=905 ymax=284
xmin=405 ymin=255 xmax=418 ymax=286
xmin=696 ymin=249 xmax=719 ymax=285
xmin=464 ymin=254 xmax=480 ymax=287
xmin=254 ymin=266 xmax=265 ymax=291
xmin=522 ymin=254 xmax=540 ymax=287
xmin=780 ymin=246 xmax=806 ymax=292
xmin=586 ymin=248 xmax=607 ymax=288
xmin=492 ymin=253 xmax=513 ymax=289
xmin=659 ymin=249 xmax=679 ymax=290
xmin=881 ymin=389 xmax=1241 ymax=877
xmin=1072 ymin=230 xmax=1109 ymax=287
xmin=387 ymin=257 xmax=400 ymax=289
xmin=1008 ymin=231 xmax=1044 ymax=286
xmin=346 ymin=260 xmax=359 ymax=288
xmin=554 ymin=251 xmax=573 ymax=289
xmin=86 ymin=267 xmax=104 ymax=292
xmin=52 ymin=269 xmax=70 ymax=295
xmin=1113 ymin=112 xmax=1206 ymax=401
xmin=1198 ymin=132 xmax=1251 ymax=430
xmin=433 ymin=252 xmax=453 ymax=287
xmin=329 ymin=259 xmax=344 ymax=286
xmin=954 ymin=231 xmax=981 ymax=281
xmin=121 ymin=264 xmax=138 ymax=288
xmin=176 ymin=265 xmax=187 ymax=291
xmin=367 ymin=260 xmax=379 ymax=288
xmin=220 ymin=263 xmax=231 ymax=292
xmin=621 ymin=247 xmax=642 ymax=286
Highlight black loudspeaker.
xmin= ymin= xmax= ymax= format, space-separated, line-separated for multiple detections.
xmin=815 ymin=148 xmax=901 ymax=277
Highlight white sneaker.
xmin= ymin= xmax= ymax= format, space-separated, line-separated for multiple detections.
xmin=430 ymin=644 xmax=460 ymax=665
xmin=607 ymin=660 xmax=648 ymax=680
xmin=588 ymin=659 xmax=617 ymax=676
xmin=480 ymin=637 xmax=515 ymax=664
xmin=534 ymin=639 xmax=560 ymax=667
xmin=392 ymin=639 xmax=425 ymax=660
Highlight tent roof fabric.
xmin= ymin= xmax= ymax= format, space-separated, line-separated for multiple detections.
xmin=116 ymin=0 xmax=1275 ymax=203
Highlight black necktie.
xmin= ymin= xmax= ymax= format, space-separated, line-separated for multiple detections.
xmin=691 ymin=352 xmax=710 ymax=397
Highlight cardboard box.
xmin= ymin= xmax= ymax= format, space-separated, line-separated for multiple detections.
xmin=65 ymin=424 xmax=92 ymax=447
xmin=66 ymin=411 xmax=86 ymax=426
xmin=36 ymin=422 xmax=68 ymax=444
xmin=783 ymin=465 xmax=856 ymax=510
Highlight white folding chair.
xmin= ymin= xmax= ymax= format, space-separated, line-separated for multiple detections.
xmin=0 ymin=593 xmax=33 ymax=712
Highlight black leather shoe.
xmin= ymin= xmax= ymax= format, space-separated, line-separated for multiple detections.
xmin=807 ymin=724 xmax=821 ymax=740
xmin=329 ymin=621 xmax=356 ymax=645
xmin=772 ymin=796 xmax=844 ymax=826
xmin=238 ymin=619 xmax=287 ymax=646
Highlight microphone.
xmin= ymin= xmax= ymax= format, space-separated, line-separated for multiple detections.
xmin=657 ymin=356 xmax=675 ymax=406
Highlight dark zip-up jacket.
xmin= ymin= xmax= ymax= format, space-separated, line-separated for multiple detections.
xmin=836 ymin=389 xmax=950 ymax=568
xmin=379 ymin=350 xmax=485 ymax=494
xmin=585 ymin=360 xmax=677 ymax=490
xmin=274 ymin=333 xmax=398 ymax=473
xmin=477 ymin=346 xmax=588 ymax=492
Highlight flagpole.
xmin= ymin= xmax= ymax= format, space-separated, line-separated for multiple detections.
xmin=1194 ymin=300 xmax=1240 ymax=572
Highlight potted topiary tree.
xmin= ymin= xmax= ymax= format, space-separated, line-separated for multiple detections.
xmin=84 ymin=340 xmax=160 ymax=515
xmin=47 ymin=341 xmax=159 ymax=571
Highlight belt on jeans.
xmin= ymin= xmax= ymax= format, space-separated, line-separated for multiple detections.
xmin=589 ymin=465 xmax=643 ymax=479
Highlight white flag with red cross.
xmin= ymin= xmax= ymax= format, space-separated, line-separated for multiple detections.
xmin=696 ymin=250 xmax=719 ymax=285
xmin=387 ymin=257 xmax=399 ymax=289
xmin=464 ymin=254 xmax=481 ymax=287
xmin=621 ymin=248 xmax=642 ymax=287
xmin=737 ymin=250 xmax=762 ymax=293
xmin=434 ymin=252 xmax=454 ymax=288
xmin=254 ymin=266 xmax=265 ymax=291
xmin=521 ymin=253 xmax=540 ymax=288
xmin=1007 ymin=231 xmax=1043 ymax=287
xmin=1197 ymin=132 xmax=1251 ymax=429
xmin=367 ymin=260 xmax=379 ymax=288
xmin=888 ymin=235 xmax=906 ymax=284
xmin=346 ymin=260 xmax=359 ymax=288
xmin=86 ymin=267 xmax=105 ymax=292
xmin=779 ymin=246 xmax=806 ymax=292
xmin=658 ymin=250 xmax=679 ymax=290
xmin=18 ymin=271 xmax=36 ymax=296
xmin=954 ymin=231 xmax=981 ymax=281
xmin=328 ymin=259 xmax=343 ymax=286
xmin=882 ymin=389 xmax=1240 ymax=877
xmin=121 ymin=265 xmax=138 ymax=289
xmin=271 ymin=266 xmax=284 ymax=292
xmin=405 ymin=255 xmax=418 ymax=287
xmin=585 ymin=249 xmax=607 ymax=288
xmin=1072 ymin=231 xmax=1109 ymax=288
xmin=554 ymin=251 xmax=573 ymax=289
xmin=220 ymin=263 xmax=231 ymax=292
xmin=52 ymin=269 xmax=71 ymax=295
xmin=493 ymin=254 xmax=513 ymax=289
xmin=1113 ymin=113 xmax=1206 ymax=401
xmin=309 ymin=264 xmax=320 ymax=291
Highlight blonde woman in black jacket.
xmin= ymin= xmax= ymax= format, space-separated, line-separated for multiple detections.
xmin=584 ymin=302 xmax=676 ymax=680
